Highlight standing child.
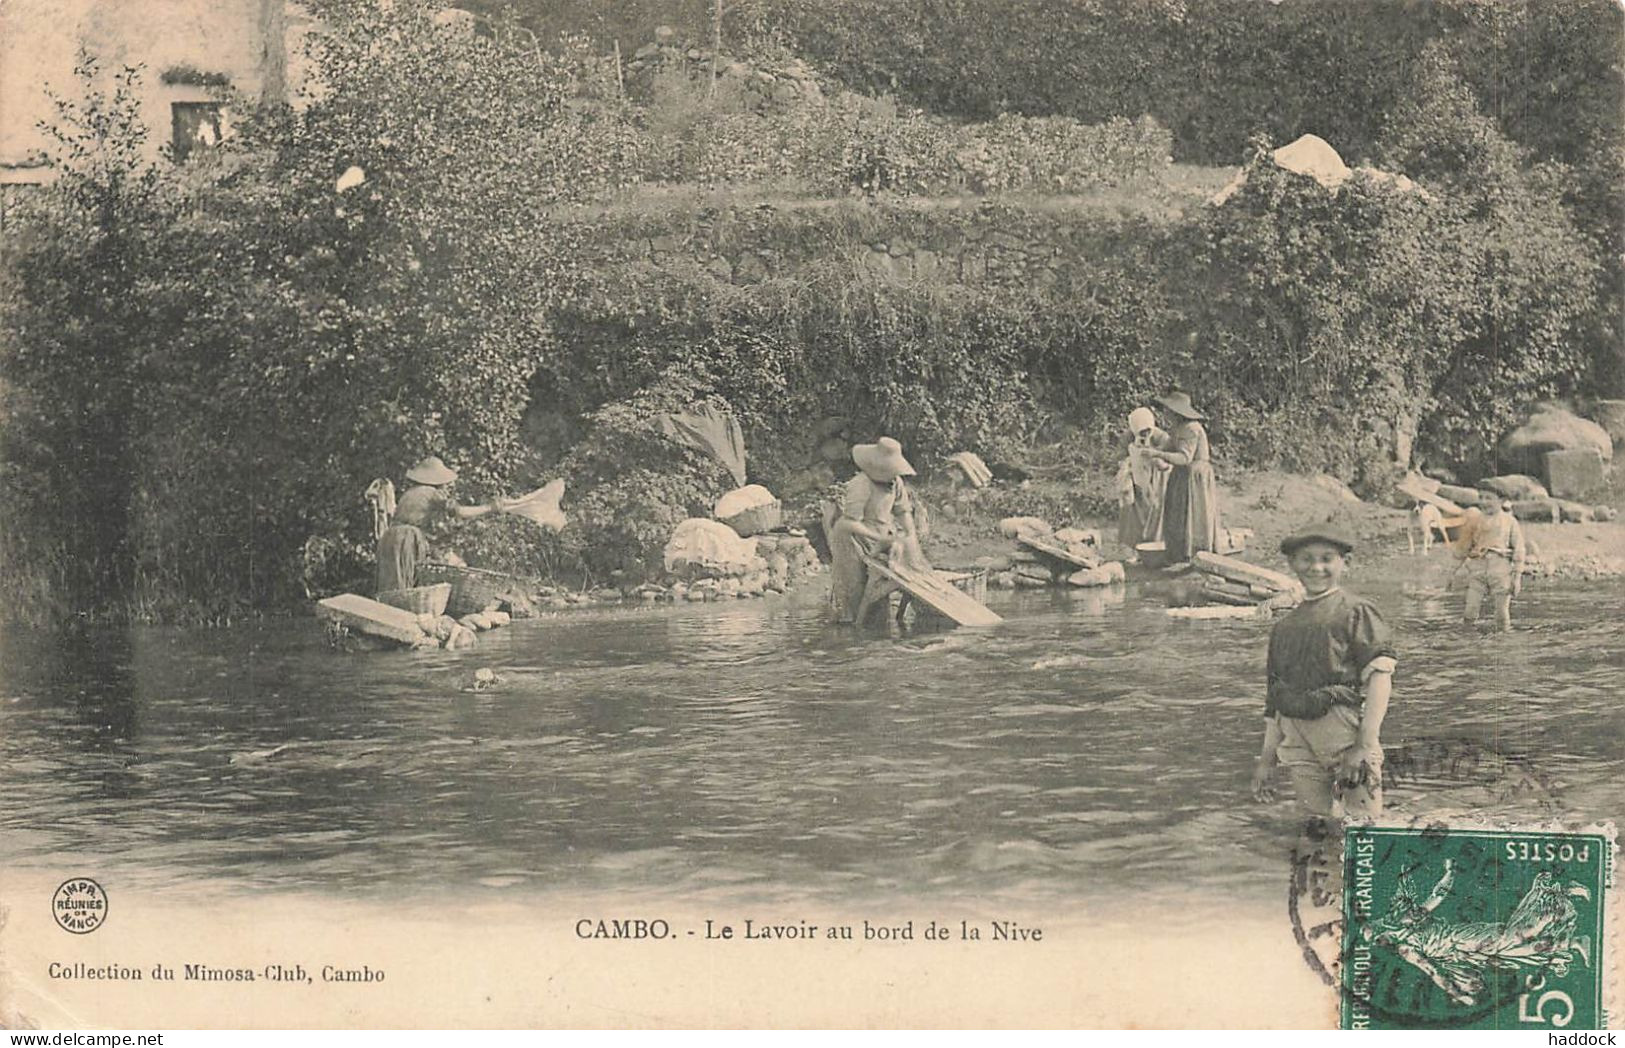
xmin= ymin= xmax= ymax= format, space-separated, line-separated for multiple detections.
xmin=1115 ymin=406 xmax=1170 ymax=554
xmin=1251 ymin=522 xmax=1398 ymax=819
xmin=1451 ymin=493 xmax=1526 ymax=632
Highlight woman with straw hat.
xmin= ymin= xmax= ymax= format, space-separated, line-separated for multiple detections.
xmin=1115 ymin=406 xmax=1171 ymax=552
xmin=1145 ymin=390 xmax=1222 ymax=563
xmin=827 ymin=437 xmax=926 ymax=624
xmin=376 ymin=456 xmax=502 ymax=593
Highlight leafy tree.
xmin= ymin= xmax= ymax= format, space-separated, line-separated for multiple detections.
xmin=0 ymin=57 xmax=167 ymax=614
xmin=1377 ymin=47 xmax=1599 ymax=470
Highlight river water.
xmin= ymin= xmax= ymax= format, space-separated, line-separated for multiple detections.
xmin=3 ymin=567 xmax=1621 ymax=909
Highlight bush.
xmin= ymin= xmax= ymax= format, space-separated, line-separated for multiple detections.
xmin=633 ymin=62 xmax=1172 ymax=196
xmin=0 ymin=2 xmax=646 ymax=620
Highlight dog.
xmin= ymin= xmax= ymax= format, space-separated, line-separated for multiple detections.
xmin=1407 ymin=501 xmax=1450 ymax=555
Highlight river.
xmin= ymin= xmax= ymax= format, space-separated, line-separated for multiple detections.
xmin=2 ymin=566 xmax=1621 ymax=911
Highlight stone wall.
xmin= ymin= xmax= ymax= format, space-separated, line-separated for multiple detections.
xmin=560 ymin=194 xmax=1180 ymax=292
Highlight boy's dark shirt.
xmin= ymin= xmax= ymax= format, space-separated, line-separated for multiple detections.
xmin=1265 ymin=588 xmax=1396 ymax=719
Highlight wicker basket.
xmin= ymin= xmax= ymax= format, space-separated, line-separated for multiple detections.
xmin=720 ymin=499 xmax=783 ymax=538
xmin=376 ymin=583 xmax=452 ymax=617
xmin=418 ymin=564 xmax=521 ymax=617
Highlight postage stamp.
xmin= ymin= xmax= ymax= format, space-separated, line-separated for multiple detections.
xmin=1341 ymin=825 xmax=1616 ymax=1030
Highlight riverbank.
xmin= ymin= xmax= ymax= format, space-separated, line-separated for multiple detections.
xmin=443 ymin=466 xmax=1625 ymax=622
xmin=903 ymin=467 xmax=1625 ymax=588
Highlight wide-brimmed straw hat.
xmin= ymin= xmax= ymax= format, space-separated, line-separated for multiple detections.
xmin=1280 ymin=519 xmax=1356 ymax=557
xmin=1154 ymin=390 xmax=1207 ymax=421
xmin=1127 ymin=407 xmax=1156 ymax=434
xmin=405 ymin=455 xmax=458 ymax=486
xmin=852 ymin=437 xmax=916 ymax=480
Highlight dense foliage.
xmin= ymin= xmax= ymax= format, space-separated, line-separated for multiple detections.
xmin=636 ymin=66 xmax=1171 ymax=194
xmin=485 ymin=0 xmax=1623 ymax=393
xmin=2 ymin=4 xmax=628 ymax=618
xmin=0 ymin=0 xmax=1611 ymax=620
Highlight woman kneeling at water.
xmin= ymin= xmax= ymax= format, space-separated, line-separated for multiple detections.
xmin=827 ymin=437 xmax=929 ymax=625
xmin=376 ymin=456 xmax=502 ymax=593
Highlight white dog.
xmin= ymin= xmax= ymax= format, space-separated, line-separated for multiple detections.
xmin=1407 ymin=501 xmax=1450 ymax=555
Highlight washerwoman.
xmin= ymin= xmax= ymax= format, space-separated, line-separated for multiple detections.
xmin=376 ymin=456 xmax=501 ymax=594
xmin=1147 ymin=390 xmax=1221 ymax=563
xmin=827 ymin=437 xmax=924 ymax=625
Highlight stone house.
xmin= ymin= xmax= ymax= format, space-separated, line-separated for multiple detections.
xmin=1 ymin=0 xmax=305 ymax=226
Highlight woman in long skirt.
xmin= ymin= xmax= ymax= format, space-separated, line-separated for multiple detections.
xmin=1147 ymin=391 xmax=1220 ymax=562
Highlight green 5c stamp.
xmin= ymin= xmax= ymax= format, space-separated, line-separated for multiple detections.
xmin=1342 ymin=826 xmax=1613 ymax=1030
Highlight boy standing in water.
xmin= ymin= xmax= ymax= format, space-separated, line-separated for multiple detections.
xmin=1251 ymin=522 xmax=1397 ymax=819
xmin=1452 ymin=492 xmax=1526 ymax=632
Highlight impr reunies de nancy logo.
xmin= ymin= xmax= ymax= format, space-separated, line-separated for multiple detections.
xmin=53 ymin=878 xmax=108 ymax=934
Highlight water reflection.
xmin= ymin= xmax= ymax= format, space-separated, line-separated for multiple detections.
xmin=1 ymin=572 xmax=1620 ymax=906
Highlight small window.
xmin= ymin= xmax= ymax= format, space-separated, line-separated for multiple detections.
xmin=171 ymin=102 xmax=224 ymax=162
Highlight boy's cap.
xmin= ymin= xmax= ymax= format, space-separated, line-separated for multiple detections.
xmin=1280 ymin=520 xmax=1356 ymax=557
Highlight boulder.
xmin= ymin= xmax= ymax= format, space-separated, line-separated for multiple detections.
xmin=497 ymin=591 xmax=536 ymax=619
xmin=714 ymin=484 xmax=778 ymax=520
xmin=1508 ymin=499 xmax=1561 ymax=523
xmin=1499 ymin=403 xmax=1613 ymax=477
xmin=1068 ymin=562 xmax=1126 ymax=587
xmin=1553 ymin=499 xmax=1595 ymax=524
xmin=663 ymin=518 xmax=760 ymax=578
xmin=1435 ymin=483 xmax=1483 ymax=507
xmin=1273 ymin=135 xmax=1352 ymax=189
xmin=998 ymin=516 xmax=1052 ymax=539
xmin=1480 ymin=474 xmax=1549 ymax=501
xmin=1014 ymin=561 xmax=1056 ymax=583
xmin=1544 ymin=449 xmax=1606 ymax=499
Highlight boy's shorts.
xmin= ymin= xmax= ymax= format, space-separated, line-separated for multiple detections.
xmin=1465 ymin=554 xmax=1515 ymax=595
xmin=1277 ymin=704 xmax=1380 ymax=772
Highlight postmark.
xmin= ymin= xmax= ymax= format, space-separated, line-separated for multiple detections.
xmin=1342 ymin=826 xmax=1614 ymax=1031
xmin=1285 ymin=735 xmax=1567 ymax=997
xmin=51 ymin=878 xmax=108 ymax=935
